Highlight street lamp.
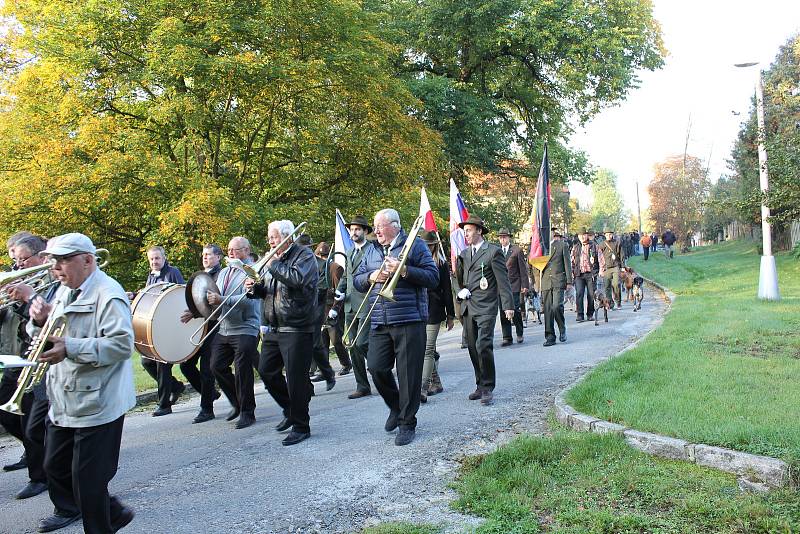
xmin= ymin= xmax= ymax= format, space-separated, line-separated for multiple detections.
xmin=735 ymin=62 xmax=780 ymax=301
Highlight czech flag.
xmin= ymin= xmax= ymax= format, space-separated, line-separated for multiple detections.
xmin=449 ymin=179 xmax=469 ymax=270
xmin=334 ymin=209 xmax=354 ymax=268
xmin=528 ymin=144 xmax=552 ymax=270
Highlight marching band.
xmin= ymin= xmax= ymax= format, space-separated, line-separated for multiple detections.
xmin=0 ymin=209 xmax=633 ymax=533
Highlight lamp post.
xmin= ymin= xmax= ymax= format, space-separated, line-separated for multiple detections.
xmin=735 ymin=62 xmax=780 ymax=301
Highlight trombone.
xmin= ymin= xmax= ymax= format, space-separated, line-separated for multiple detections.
xmin=189 ymin=222 xmax=308 ymax=346
xmin=343 ymin=216 xmax=425 ymax=348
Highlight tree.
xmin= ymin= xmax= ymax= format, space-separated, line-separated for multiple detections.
xmin=590 ymin=169 xmax=628 ymax=232
xmin=648 ymin=155 xmax=710 ymax=251
xmin=0 ymin=0 xmax=442 ymax=285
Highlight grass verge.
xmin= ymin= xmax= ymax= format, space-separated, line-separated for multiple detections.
xmin=565 ymin=240 xmax=800 ymax=463
xmin=453 ymin=429 xmax=800 ymax=533
xmin=361 ymin=523 xmax=441 ymax=534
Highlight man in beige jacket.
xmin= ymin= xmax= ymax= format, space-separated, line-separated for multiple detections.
xmin=29 ymin=233 xmax=136 ymax=534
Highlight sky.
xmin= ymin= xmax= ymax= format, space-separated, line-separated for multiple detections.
xmin=569 ymin=0 xmax=800 ymax=219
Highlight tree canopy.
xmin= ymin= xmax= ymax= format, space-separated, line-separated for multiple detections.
xmin=648 ymin=155 xmax=709 ymax=250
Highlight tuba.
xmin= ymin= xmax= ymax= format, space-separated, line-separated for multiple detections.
xmin=343 ymin=216 xmax=424 ymax=348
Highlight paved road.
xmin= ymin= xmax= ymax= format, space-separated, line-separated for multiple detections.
xmin=0 ymin=291 xmax=666 ymax=534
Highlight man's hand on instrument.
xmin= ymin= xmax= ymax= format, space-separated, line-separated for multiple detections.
xmin=7 ymin=282 xmax=35 ymax=303
xmin=504 ymin=309 xmax=514 ymax=321
xmin=29 ymin=298 xmax=52 ymax=325
xmin=180 ymin=310 xmax=194 ymax=324
xmin=206 ymin=290 xmax=222 ymax=306
xmin=383 ymin=256 xmax=400 ymax=275
xmin=38 ymin=336 xmax=66 ymax=364
xmin=369 ymin=268 xmax=389 ymax=284
xmin=244 ymin=278 xmax=256 ymax=291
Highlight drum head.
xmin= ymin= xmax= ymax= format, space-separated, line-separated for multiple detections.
xmin=186 ymin=271 xmax=219 ymax=319
xmin=148 ymin=285 xmax=205 ymax=363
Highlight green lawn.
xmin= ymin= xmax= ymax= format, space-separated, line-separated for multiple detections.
xmin=566 ymin=240 xmax=800 ymax=463
xmin=453 ymin=429 xmax=800 ymax=533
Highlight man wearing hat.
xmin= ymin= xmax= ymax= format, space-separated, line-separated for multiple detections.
xmin=29 ymin=233 xmax=136 ymax=533
xmin=456 ymin=215 xmax=514 ymax=405
xmin=570 ymin=228 xmax=600 ymax=322
xmin=497 ymin=228 xmax=529 ymax=345
xmin=600 ymin=228 xmax=625 ymax=309
xmin=333 ymin=215 xmax=374 ymax=399
xmin=540 ymin=229 xmax=572 ymax=346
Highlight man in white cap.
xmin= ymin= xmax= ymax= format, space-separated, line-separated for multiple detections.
xmin=29 ymin=233 xmax=136 ymax=533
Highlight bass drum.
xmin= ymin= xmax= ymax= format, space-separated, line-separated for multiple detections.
xmin=131 ymin=282 xmax=207 ymax=364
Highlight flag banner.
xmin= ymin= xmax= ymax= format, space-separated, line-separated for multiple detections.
xmin=528 ymin=144 xmax=552 ymax=271
xmin=449 ymin=179 xmax=469 ymax=270
xmin=419 ymin=187 xmax=438 ymax=231
xmin=334 ymin=209 xmax=354 ymax=268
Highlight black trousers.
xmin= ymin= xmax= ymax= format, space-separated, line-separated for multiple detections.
xmin=0 ymin=368 xmax=23 ymax=440
xmin=44 ymin=416 xmax=126 ymax=534
xmin=211 ymin=334 xmax=259 ymax=416
xmin=140 ymin=357 xmax=183 ymax=409
xmin=574 ymin=273 xmax=596 ymax=319
xmin=344 ymin=315 xmax=371 ymax=393
xmin=259 ymin=331 xmax=314 ymax=433
xmin=367 ymin=321 xmax=425 ymax=428
xmin=310 ymin=298 xmax=336 ymax=381
xmin=542 ymin=287 xmax=566 ymax=342
xmin=643 ymin=246 xmax=649 ymax=260
xmin=23 ymin=394 xmax=48 ymax=483
xmin=499 ymin=292 xmax=524 ymax=340
xmin=463 ymin=312 xmax=497 ymax=391
xmin=180 ymin=332 xmax=218 ymax=414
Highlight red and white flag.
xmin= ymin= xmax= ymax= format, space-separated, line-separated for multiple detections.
xmin=419 ymin=187 xmax=438 ymax=231
xmin=448 ymin=179 xmax=469 ymax=270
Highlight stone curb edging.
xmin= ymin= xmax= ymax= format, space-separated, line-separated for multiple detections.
xmin=553 ymin=277 xmax=791 ymax=492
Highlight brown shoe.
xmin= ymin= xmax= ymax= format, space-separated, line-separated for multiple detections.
xmin=430 ymin=370 xmax=444 ymax=394
xmin=480 ymin=390 xmax=494 ymax=405
xmin=347 ymin=390 xmax=371 ymax=399
xmin=468 ymin=389 xmax=482 ymax=401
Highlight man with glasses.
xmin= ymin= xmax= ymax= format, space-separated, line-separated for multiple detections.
xmin=208 ymin=237 xmax=261 ymax=429
xmin=354 ymin=209 xmax=439 ymax=446
xmin=0 ymin=235 xmax=54 ymax=501
xmin=29 ymin=233 xmax=136 ymax=533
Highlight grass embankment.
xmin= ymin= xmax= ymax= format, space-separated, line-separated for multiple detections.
xmin=453 ymin=430 xmax=800 ymax=533
xmin=566 ymin=240 xmax=800 ymax=463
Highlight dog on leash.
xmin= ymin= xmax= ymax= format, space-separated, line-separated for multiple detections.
xmin=593 ymin=277 xmax=610 ymax=325
xmin=564 ymin=284 xmax=576 ymax=312
xmin=631 ymin=274 xmax=644 ymax=312
xmin=526 ymin=290 xmax=542 ymax=325
xmin=621 ymin=266 xmax=636 ymax=302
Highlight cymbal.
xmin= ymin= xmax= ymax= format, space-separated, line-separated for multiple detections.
xmin=186 ymin=271 xmax=219 ymax=319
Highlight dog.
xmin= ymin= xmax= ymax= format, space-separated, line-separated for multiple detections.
xmin=525 ymin=290 xmax=542 ymax=325
xmin=631 ymin=274 xmax=644 ymax=312
xmin=564 ymin=284 xmax=576 ymax=312
xmin=621 ymin=266 xmax=636 ymax=302
xmin=593 ymin=277 xmax=610 ymax=325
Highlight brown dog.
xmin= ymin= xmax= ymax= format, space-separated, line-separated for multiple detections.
xmin=621 ymin=266 xmax=636 ymax=302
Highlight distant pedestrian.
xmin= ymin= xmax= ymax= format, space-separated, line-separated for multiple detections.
xmin=651 ymin=232 xmax=658 ymax=253
xmin=640 ymin=232 xmax=652 ymax=261
xmin=662 ymin=229 xmax=676 ymax=259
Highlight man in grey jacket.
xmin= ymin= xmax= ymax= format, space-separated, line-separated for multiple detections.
xmin=209 ymin=237 xmax=261 ymax=430
xmin=30 ymin=232 xmax=136 ymax=534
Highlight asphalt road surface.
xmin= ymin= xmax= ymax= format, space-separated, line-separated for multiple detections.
xmin=0 ymin=290 xmax=666 ymax=534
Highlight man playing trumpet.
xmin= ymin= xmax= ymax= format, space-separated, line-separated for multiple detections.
xmin=354 ymin=209 xmax=438 ymax=446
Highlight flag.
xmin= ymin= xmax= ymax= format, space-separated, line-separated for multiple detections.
xmin=449 ymin=178 xmax=469 ymax=269
xmin=528 ymin=144 xmax=552 ymax=270
xmin=334 ymin=209 xmax=354 ymax=268
xmin=419 ymin=187 xmax=437 ymax=231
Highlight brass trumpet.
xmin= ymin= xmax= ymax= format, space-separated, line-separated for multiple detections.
xmin=0 ymin=301 xmax=67 ymax=415
xmin=343 ymin=216 xmax=424 ymax=348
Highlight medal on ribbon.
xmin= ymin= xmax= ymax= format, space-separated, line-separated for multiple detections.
xmin=479 ymin=262 xmax=488 ymax=290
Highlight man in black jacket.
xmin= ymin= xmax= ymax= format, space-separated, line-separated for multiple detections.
xmin=246 ymin=220 xmax=318 ymax=446
xmin=541 ymin=230 xmax=573 ymax=346
xmin=135 ymin=246 xmax=186 ymax=417
xmin=497 ymin=228 xmax=529 ymax=345
xmin=180 ymin=244 xmax=224 ymax=424
xmin=570 ymin=228 xmax=599 ymax=323
xmin=600 ymin=229 xmax=625 ymax=309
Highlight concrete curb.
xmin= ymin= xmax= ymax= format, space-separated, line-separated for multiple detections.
xmin=554 ymin=277 xmax=792 ymax=491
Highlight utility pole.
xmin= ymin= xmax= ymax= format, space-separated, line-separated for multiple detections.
xmin=636 ymin=181 xmax=643 ymax=254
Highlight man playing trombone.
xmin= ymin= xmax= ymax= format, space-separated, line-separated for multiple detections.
xmin=245 ymin=220 xmax=318 ymax=446
xmin=353 ymin=209 xmax=438 ymax=446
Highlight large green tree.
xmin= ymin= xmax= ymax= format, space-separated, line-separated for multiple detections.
xmin=0 ymin=0 xmax=442 ymax=285
xmin=374 ymin=0 xmax=665 ymax=182
xmin=648 ymin=155 xmax=709 ymax=251
xmin=590 ymin=169 xmax=628 ymax=232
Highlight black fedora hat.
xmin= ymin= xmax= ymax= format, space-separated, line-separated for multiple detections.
xmin=347 ymin=214 xmax=373 ymax=234
xmin=420 ymin=230 xmax=441 ymax=244
xmin=458 ymin=215 xmax=489 ymax=233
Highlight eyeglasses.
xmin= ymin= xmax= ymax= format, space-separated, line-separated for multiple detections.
xmin=47 ymin=252 xmax=87 ymax=265
xmin=374 ymin=223 xmax=395 ymax=231
xmin=227 ymin=246 xmax=245 ymax=253
xmin=15 ymin=255 xmax=34 ymax=265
